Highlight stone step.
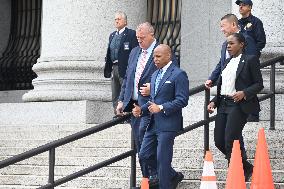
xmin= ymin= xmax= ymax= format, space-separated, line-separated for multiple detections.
xmin=1 ymin=136 xmax=284 ymax=149
xmin=0 ymin=174 xmax=283 ymax=189
xmin=0 ymin=186 xmax=100 ymax=189
xmin=1 ymin=182 xmax=283 ymax=189
xmin=0 ymin=120 xmax=282 ymax=131
xmin=1 ymin=153 xmax=284 ymax=170
xmin=0 ymin=157 xmax=284 ymax=171
xmin=1 ymin=164 xmax=284 ymax=183
xmin=178 ymin=180 xmax=284 ymax=189
xmin=0 ymin=129 xmax=283 ymax=146
xmin=0 ymin=119 xmax=283 ymax=188
xmin=1 ymin=145 xmax=284 ymax=159
xmin=0 ymin=121 xmax=284 ymax=137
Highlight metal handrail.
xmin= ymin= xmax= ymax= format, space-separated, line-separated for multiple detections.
xmin=0 ymin=55 xmax=283 ymax=188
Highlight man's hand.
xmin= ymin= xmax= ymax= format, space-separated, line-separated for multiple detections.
xmin=232 ymin=91 xmax=245 ymax=102
xmin=207 ymin=102 xmax=216 ymax=114
xmin=139 ymin=83 xmax=150 ymax=96
xmin=148 ymin=102 xmax=161 ymax=113
xmin=205 ymin=80 xmax=213 ymax=89
xmin=116 ymin=101 xmax=124 ymax=116
xmin=132 ymin=103 xmax=142 ymax=117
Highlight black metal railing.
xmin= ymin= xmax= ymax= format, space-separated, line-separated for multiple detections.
xmin=0 ymin=56 xmax=283 ymax=188
xmin=258 ymin=56 xmax=284 ymax=130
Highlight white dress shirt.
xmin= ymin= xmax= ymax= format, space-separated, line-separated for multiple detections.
xmin=132 ymin=40 xmax=157 ymax=100
xmin=221 ymin=54 xmax=242 ymax=96
xmin=116 ymin=27 xmax=126 ymax=35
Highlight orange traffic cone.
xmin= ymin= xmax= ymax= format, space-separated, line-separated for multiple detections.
xmin=140 ymin=177 xmax=149 ymax=189
xmin=200 ymin=150 xmax=218 ymax=189
xmin=250 ymin=128 xmax=274 ymax=189
xmin=225 ymin=140 xmax=246 ymax=189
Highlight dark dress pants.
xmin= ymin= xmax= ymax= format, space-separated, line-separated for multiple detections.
xmin=214 ymin=98 xmax=248 ymax=161
xmin=131 ymin=115 xmax=141 ymax=153
xmin=111 ymin=64 xmax=123 ymax=112
xmin=138 ymin=116 xmax=158 ymax=178
xmin=139 ymin=122 xmax=177 ymax=189
xmin=128 ymin=101 xmax=157 ymax=178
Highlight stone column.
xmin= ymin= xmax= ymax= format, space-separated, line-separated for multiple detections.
xmin=23 ymin=0 xmax=146 ymax=102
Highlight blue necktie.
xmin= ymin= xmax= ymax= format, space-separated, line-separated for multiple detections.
xmin=154 ymin=69 xmax=163 ymax=94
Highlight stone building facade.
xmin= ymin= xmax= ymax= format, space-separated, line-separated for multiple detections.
xmin=0 ymin=0 xmax=283 ymax=123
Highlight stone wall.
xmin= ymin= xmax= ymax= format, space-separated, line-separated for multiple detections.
xmin=181 ymin=0 xmax=231 ymax=87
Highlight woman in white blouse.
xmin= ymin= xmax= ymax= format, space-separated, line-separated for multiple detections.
xmin=207 ymin=33 xmax=263 ymax=182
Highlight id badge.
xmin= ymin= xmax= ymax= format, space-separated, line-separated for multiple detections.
xmin=124 ymin=42 xmax=130 ymax=50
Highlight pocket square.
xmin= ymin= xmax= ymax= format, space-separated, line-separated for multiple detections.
xmin=165 ymin=81 xmax=171 ymax=83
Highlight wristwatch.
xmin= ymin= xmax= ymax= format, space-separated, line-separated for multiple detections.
xmin=158 ymin=105 xmax=164 ymax=111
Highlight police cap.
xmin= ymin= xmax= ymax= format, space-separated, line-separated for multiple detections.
xmin=235 ymin=0 xmax=253 ymax=6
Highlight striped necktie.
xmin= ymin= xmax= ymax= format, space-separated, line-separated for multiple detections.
xmin=154 ymin=69 xmax=163 ymax=94
xmin=135 ymin=50 xmax=148 ymax=92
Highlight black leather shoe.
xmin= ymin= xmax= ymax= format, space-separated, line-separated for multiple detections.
xmin=244 ymin=162 xmax=253 ymax=182
xmin=171 ymin=172 xmax=184 ymax=189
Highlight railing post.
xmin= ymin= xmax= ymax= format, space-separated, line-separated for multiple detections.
xmin=130 ymin=130 xmax=136 ymax=188
xmin=48 ymin=148 xmax=55 ymax=189
xmin=204 ymin=89 xmax=210 ymax=154
xmin=270 ymin=64 xmax=276 ymax=130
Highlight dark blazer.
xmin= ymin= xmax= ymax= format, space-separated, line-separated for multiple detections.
xmin=141 ymin=63 xmax=189 ymax=132
xmin=104 ymin=27 xmax=138 ymax=78
xmin=118 ymin=44 xmax=159 ymax=111
xmin=212 ymin=54 xmax=264 ymax=114
xmin=119 ymin=44 xmax=179 ymax=112
xmin=208 ymin=34 xmax=257 ymax=83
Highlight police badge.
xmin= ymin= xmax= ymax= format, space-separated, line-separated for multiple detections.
xmin=245 ymin=23 xmax=252 ymax=30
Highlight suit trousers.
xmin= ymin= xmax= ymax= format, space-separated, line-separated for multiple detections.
xmin=111 ymin=64 xmax=123 ymax=113
xmin=131 ymin=114 xmax=158 ymax=178
xmin=139 ymin=122 xmax=177 ymax=189
xmin=214 ymin=97 xmax=248 ymax=161
xmin=130 ymin=114 xmax=141 ymax=153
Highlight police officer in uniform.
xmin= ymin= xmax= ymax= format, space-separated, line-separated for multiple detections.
xmin=104 ymin=11 xmax=138 ymax=114
xmin=236 ymin=0 xmax=266 ymax=122
xmin=236 ymin=0 xmax=266 ymax=58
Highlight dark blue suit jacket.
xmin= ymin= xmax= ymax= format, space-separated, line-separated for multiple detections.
xmin=239 ymin=14 xmax=266 ymax=54
xmin=104 ymin=27 xmax=138 ymax=78
xmin=208 ymin=34 xmax=257 ymax=83
xmin=119 ymin=43 xmax=178 ymax=112
xmin=141 ymin=63 xmax=189 ymax=132
xmin=118 ymin=44 xmax=159 ymax=111
xmin=212 ymin=54 xmax=264 ymax=114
